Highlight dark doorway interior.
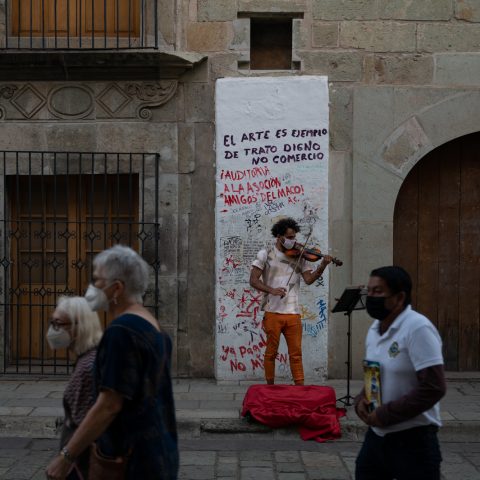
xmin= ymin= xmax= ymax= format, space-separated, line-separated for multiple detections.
xmin=250 ymin=17 xmax=292 ymax=70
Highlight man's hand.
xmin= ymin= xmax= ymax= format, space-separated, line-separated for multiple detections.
xmin=250 ymin=266 xmax=287 ymax=297
xmin=355 ymin=395 xmax=371 ymax=423
xmin=270 ymin=287 xmax=287 ymax=297
xmin=320 ymin=255 xmax=333 ymax=267
xmin=364 ymin=410 xmax=382 ymax=427
xmin=355 ymin=396 xmax=382 ymax=427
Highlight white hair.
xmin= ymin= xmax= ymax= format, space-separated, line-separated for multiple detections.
xmin=56 ymin=296 xmax=103 ymax=355
xmin=93 ymin=245 xmax=149 ymax=303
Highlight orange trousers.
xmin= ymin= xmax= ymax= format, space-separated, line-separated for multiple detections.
xmin=263 ymin=312 xmax=304 ymax=385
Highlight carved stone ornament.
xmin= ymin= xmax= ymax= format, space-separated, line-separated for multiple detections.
xmin=125 ymin=81 xmax=178 ymax=120
xmin=47 ymin=85 xmax=95 ymax=119
xmin=0 ymin=81 xmax=178 ymax=121
xmin=0 ymin=85 xmax=18 ymax=99
xmin=11 ymin=84 xmax=46 ymax=119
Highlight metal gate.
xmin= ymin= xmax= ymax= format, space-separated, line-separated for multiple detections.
xmin=0 ymin=151 xmax=161 ymax=374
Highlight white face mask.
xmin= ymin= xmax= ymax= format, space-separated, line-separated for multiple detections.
xmin=281 ymin=237 xmax=296 ymax=250
xmin=46 ymin=325 xmax=72 ymax=350
xmin=85 ymin=284 xmax=110 ymax=312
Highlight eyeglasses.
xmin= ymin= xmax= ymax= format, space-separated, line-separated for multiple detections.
xmin=49 ymin=318 xmax=72 ymax=331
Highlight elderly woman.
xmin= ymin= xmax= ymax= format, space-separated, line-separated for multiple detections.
xmin=46 ymin=245 xmax=178 ymax=480
xmin=46 ymin=296 xmax=103 ymax=479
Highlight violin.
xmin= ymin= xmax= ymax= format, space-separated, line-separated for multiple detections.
xmin=285 ymin=242 xmax=343 ymax=266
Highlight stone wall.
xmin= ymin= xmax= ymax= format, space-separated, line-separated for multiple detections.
xmin=180 ymin=0 xmax=480 ymax=378
xmin=1 ymin=0 xmax=479 ymax=378
xmin=0 ymin=80 xmax=186 ymax=374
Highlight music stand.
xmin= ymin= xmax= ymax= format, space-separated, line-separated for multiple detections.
xmin=332 ymin=287 xmax=366 ymax=406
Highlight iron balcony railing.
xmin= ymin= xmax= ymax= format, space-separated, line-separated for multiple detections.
xmin=1 ymin=0 xmax=158 ymax=49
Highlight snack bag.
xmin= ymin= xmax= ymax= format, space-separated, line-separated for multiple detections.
xmin=363 ymin=360 xmax=381 ymax=412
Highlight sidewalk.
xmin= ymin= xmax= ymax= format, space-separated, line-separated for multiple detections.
xmin=0 ymin=374 xmax=479 ymax=441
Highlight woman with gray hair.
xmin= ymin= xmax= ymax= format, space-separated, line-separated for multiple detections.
xmin=46 ymin=296 xmax=103 ymax=479
xmin=46 ymin=245 xmax=178 ymax=480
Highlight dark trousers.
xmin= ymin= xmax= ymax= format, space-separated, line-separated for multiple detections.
xmin=355 ymin=425 xmax=442 ymax=480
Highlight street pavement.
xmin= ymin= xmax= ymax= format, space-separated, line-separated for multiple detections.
xmin=1 ymin=436 xmax=480 ymax=479
xmin=0 ymin=374 xmax=479 ymax=479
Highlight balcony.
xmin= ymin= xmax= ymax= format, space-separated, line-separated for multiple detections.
xmin=0 ymin=0 xmax=206 ymax=80
xmin=1 ymin=0 xmax=158 ymax=49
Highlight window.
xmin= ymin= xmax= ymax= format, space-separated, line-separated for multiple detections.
xmin=250 ymin=18 xmax=293 ymax=70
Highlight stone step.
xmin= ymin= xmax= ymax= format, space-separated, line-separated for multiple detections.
xmin=1 ymin=413 xmax=479 ymax=444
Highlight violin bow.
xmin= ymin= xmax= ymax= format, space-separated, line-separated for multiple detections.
xmin=283 ymin=225 xmax=314 ymax=294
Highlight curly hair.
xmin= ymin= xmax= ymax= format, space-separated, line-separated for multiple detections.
xmin=271 ymin=217 xmax=300 ymax=237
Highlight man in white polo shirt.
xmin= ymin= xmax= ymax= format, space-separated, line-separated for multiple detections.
xmin=355 ymin=266 xmax=446 ymax=480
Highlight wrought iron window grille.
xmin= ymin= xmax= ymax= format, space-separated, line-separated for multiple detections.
xmin=0 ymin=151 xmax=161 ymax=374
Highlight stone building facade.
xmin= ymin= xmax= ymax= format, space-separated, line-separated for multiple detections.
xmin=1 ymin=0 xmax=479 ymax=378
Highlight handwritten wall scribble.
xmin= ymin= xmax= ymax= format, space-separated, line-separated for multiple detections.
xmin=215 ymin=77 xmax=330 ymax=380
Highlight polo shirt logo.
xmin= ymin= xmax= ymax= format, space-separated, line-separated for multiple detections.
xmin=388 ymin=341 xmax=400 ymax=358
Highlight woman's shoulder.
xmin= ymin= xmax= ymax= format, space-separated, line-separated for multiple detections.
xmin=77 ymin=347 xmax=97 ymax=363
xmin=110 ymin=313 xmax=158 ymax=330
xmin=72 ymin=348 xmax=97 ymax=377
xmin=99 ymin=314 xmax=171 ymax=363
xmin=106 ymin=313 xmax=169 ymax=343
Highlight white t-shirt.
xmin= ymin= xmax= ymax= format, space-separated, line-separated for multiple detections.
xmin=365 ymin=305 xmax=444 ymax=436
xmin=251 ymin=245 xmax=315 ymax=314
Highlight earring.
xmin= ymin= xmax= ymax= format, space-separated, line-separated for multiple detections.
xmin=113 ymin=297 xmax=118 ymax=305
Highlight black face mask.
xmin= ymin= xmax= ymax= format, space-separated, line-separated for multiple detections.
xmin=365 ymin=296 xmax=391 ymax=321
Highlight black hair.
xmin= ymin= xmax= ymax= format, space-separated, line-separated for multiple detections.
xmin=271 ymin=217 xmax=300 ymax=238
xmin=370 ymin=266 xmax=412 ymax=306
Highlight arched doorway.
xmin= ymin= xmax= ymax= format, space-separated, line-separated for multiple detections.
xmin=394 ymin=132 xmax=480 ymax=371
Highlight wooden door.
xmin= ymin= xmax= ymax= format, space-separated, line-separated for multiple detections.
xmin=11 ymin=0 xmax=140 ymax=37
xmin=394 ymin=132 xmax=480 ymax=371
xmin=9 ymin=174 xmax=138 ymax=364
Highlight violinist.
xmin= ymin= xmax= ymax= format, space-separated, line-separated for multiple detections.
xmin=249 ymin=217 xmax=333 ymax=386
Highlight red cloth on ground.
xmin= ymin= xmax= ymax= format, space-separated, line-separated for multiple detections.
xmin=241 ymin=384 xmax=346 ymax=443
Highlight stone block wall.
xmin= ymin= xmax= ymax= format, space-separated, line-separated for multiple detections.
xmin=184 ymin=0 xmax=480 ymax=88
xmin=177 ymin=0 xmax=480 ymax=378
xmin=2 ymin=1 xmax=478 ymax=378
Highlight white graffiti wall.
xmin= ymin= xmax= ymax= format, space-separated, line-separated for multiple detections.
xmin=215 ymin=76 xmax=329 ymax=381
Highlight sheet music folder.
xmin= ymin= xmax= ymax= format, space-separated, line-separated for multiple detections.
xmin=331 ymin=286 xmax=365 ymax=314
